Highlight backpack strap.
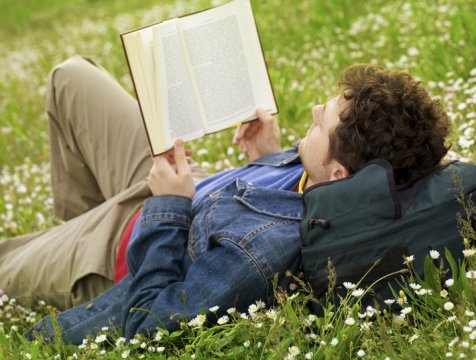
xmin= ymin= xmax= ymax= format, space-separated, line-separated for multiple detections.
xmin=397 ymin=161 xmax=457 ymax=216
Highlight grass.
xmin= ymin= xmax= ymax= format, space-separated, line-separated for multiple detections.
xmin=1 ymin=0 xmax=476 ymax=358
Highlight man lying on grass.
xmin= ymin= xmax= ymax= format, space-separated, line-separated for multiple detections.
xmin=0 ymin=57 xmax=450 ymax=343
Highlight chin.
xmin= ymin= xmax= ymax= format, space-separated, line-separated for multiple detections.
xmin=298 ymin=138 xmax=305 ymax=157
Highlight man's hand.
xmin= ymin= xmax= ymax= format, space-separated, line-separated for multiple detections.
xmin=232 ymin=108 xmax=281 ymax=161
xmin=148 ymin=139 xmax=195 ymax=199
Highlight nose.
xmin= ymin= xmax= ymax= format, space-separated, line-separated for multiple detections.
xmin=311 ymin=104 xmax=324 ymax=121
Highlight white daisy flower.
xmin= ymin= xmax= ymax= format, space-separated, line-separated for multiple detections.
xmin=155 ymin=331 xmax=162 ymax=342
xmin=409 ymin=283 xmax=421 ymax=290
xmin=351 ymin=288 xmax=365 ymax=297
xmin=217 ymin=315 xmax=229 ymax=325
xmin=444 ymin=302 xmax=455 ymax=311
xmin=115 ymin=337 xmax=126 ymax=347
xmin=266 ymin=309 xmax=278 ymax=321
xmin=248 ymin=304 xmax=259 ymax=314
xmin=401 ymin=307 xmax=412 ymax=315
xmin=95 ymin=334 xmax=107 ymax=343
xmin=466 ymin=270 xmax=476 ymax=279
xmin=345 ymin=317 xmax=356 ymax=326
xmin=343 ymin=282 xmax=356 ymax=289
xmin=463 ymin=249 xmax=476 ymax=257
xmin=288 ymin=346 xmax=300 ymax=357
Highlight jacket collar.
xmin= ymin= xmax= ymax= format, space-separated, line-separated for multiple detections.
xmin=250 ymin=143 xmax=301 ymax=167
xmin=231 ymin=179 xmax=303 ymax=220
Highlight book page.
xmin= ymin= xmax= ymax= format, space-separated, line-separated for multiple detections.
xmin=122 ymin=29 xmax=167 ymax=155
xmin=180 ymin=0 xmax=271 ymax=132
xmin=154 ymin=20 xmax=204 ymax=145
xmin=239 ymin=0 xmax=277 ymax=116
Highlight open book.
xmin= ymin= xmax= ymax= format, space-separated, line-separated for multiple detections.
xmin=121 ymin=0 xmax=277 ymax=155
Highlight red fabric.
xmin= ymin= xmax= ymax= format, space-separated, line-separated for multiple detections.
xmin=114 ymin=210 xmax=142 ymax=283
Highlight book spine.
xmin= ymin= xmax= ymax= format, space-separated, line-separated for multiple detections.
xmin=246 ymin=0 xmax=279 ymax=116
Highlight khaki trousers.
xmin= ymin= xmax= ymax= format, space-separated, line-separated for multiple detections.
xmin=0 ymin=56 xmax=206 ymax=310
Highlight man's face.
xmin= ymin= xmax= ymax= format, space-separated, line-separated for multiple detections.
xmin=298 ymin=96 xmax=346 ymax=189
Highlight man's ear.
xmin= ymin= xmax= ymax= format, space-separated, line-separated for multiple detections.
xmin=329 ymin=162 xmax=350 ymax=181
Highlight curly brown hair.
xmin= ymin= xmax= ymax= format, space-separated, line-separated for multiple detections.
xmin=328 ymin=64 xmax=451 ymax=185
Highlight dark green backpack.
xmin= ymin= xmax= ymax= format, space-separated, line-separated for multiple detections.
xmin=300 ymin=159 xmax=476 ymax=308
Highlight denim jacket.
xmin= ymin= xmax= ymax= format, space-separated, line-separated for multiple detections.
xmin=28 ymin=148 xmax=304 ymax=344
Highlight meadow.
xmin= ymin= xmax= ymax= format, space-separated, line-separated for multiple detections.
xmin=1 ymin=0 xmax=476 ymax=358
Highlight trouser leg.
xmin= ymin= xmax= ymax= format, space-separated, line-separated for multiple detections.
xmin=0 ymin=56 xmax=152 ymax=309
xmin=0 ymin=180 xmax=150 ymax=310
xmin=0 ymin=56 xmax=209 ymax=309
xmin=25 ymin=276 xmax=132 ymax=345
xmin=47 ymin=55 xmax=152 ymax=221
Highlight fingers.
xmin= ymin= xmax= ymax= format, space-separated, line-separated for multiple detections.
xmin=233 ymin=109 xmax=274 ymax=143
xmin=148 ymin=139 xmax=195 ymax=198
xmin=173 ymin=139 xmax=190 ymax=174
xmin=233 ymin=123 xmax=250 ymax=144
xmin=148 ymin=155 xmax=170 ymax=194
xmin=163 ymin=147 xmax=192 ymax=157
xmin=152 ymin=152 xmax=172 ymax=168
xmin=256 ymin=107 xmax=276 ymax=124
xmin=163 ymin=145 xmax=192 ymax=164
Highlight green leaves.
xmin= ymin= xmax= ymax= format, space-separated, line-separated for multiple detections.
xmin=2 ymin=0 xmax=476 ymax=358
xmin=423 ymin=255 xmax=441 ymax=293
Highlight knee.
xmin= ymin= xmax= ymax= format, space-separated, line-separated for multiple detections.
xmin=47 ymin=56 xmax=101 ymax=101
xmin=49 ymin=55 xmax=96 ymax=81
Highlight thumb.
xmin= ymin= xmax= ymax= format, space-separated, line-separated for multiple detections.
xmin=173 ymin=139 xmax=189 ymax=174
xmin=233 ymin=123 xmax=249 ymax=144
xmin=257 ymin=108 xmax=274 ymax=124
